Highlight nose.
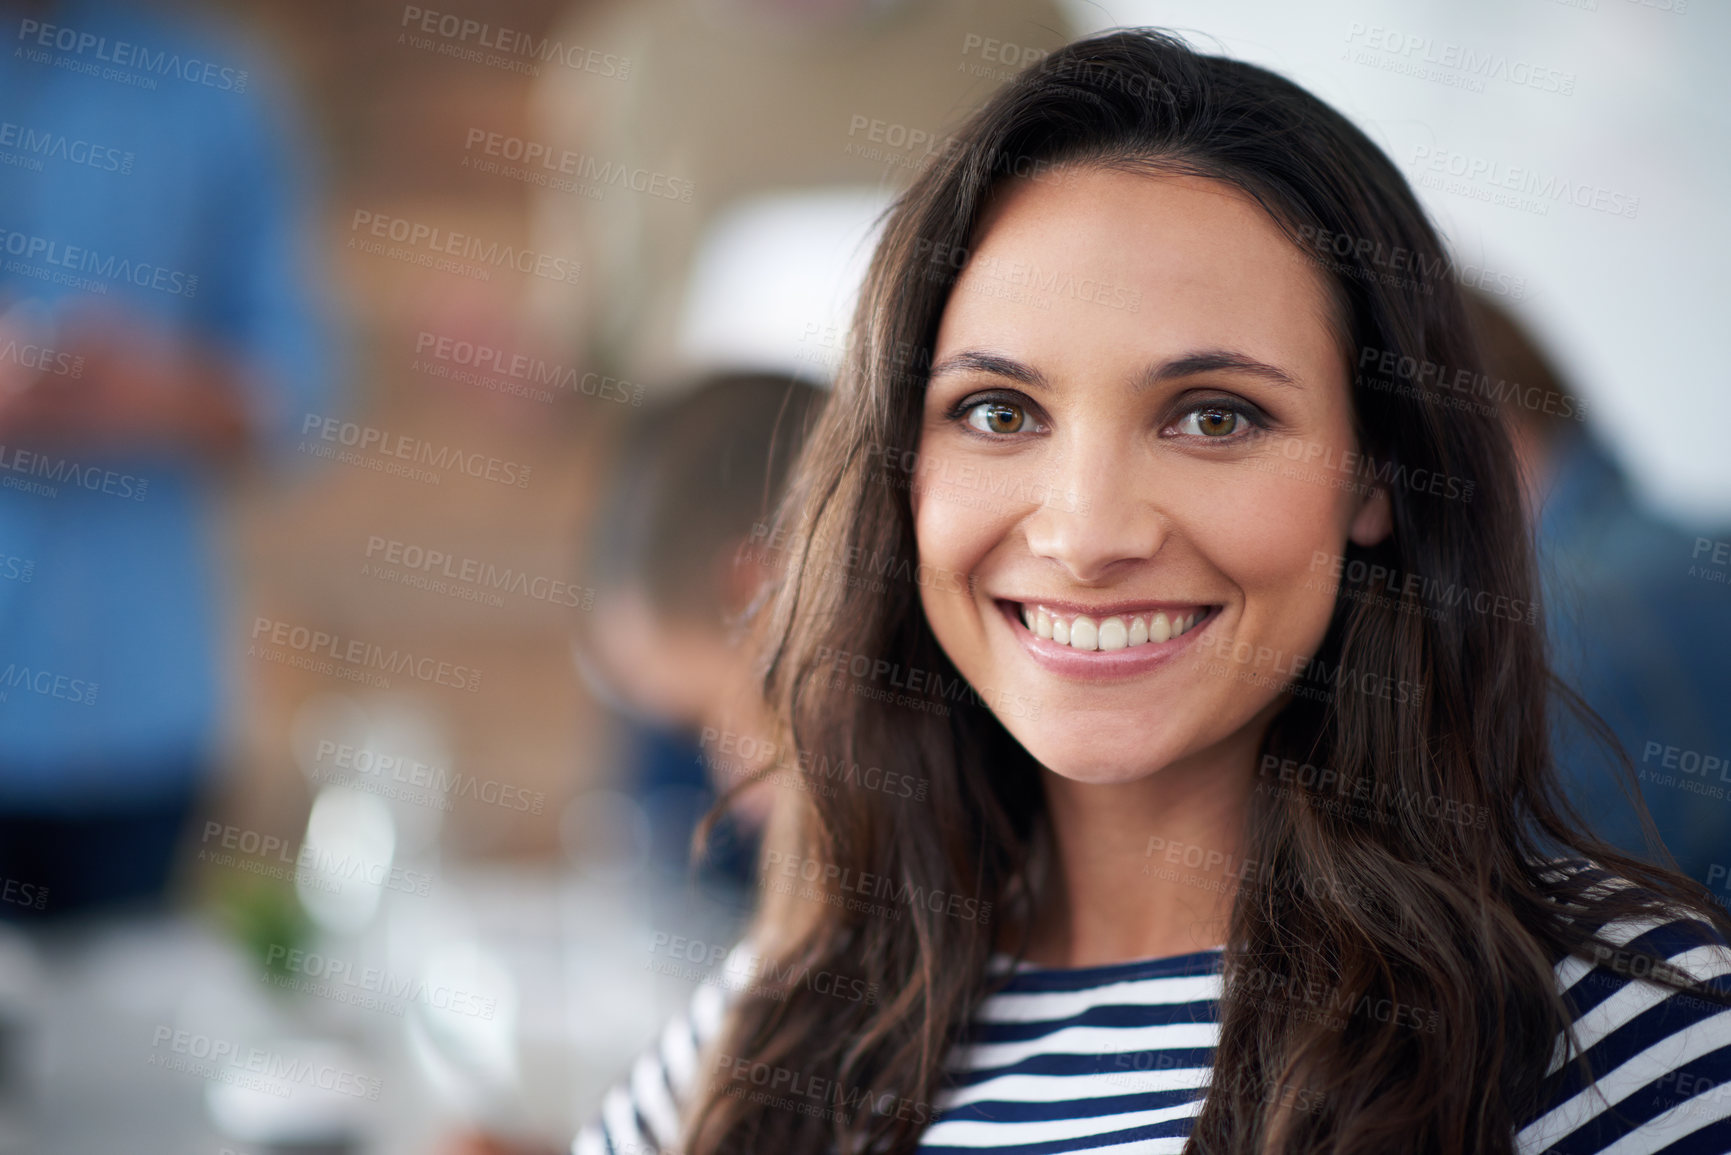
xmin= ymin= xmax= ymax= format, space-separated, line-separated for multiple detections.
xmin=1021 ymin=444 xmax=1167 ymax=583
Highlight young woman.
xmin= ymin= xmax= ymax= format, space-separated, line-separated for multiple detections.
xmin=575 ymin=29 xmax=1731 ymax=1155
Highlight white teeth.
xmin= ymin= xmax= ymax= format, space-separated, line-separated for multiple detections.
xmin=1097 ymin=617 xmax=1128 ymax=651
xmin=1150 ymin=612 xmax=1171 ymax=643
xmin=1021 ymin=603 xmax=1208 ymax=651
xmin=1069 ymin=615 xmax=1099 ymax=651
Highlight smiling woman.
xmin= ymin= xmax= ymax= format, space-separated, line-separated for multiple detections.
xmin=573 ymin=28 xmax=1731 ymax=1155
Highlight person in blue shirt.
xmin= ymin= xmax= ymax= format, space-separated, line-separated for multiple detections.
xmin=0 ymin=0 xmax=333 ymax=918
xmin=1467 ymin=291 xmax=1731 ymax=890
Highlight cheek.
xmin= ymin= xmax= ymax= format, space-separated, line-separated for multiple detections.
xmin=1183 ymin=463 xmax=1350 ymax=642
xmin=912 ymin=473 xmax=999 ymax=627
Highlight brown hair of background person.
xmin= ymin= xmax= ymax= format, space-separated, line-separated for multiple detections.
xmin=576 ymin=372 xmax=828 ymax=829
xmin=1461 ymin=289 xmax=1586 ymax=510
xmin=585 ymin=372 xmax=829 ymax=632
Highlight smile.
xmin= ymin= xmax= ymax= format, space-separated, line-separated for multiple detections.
xmin=1008 ymin=601 xmax=1215 ymax=651
xmin=994 ymin=598 xmax=1220 ymax=681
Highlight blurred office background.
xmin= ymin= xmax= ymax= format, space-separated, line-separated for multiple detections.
xmin=0 ymin=0 xmax=1725 ymax=1152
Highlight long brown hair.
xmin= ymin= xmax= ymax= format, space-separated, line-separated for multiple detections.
xmin=686 ymin=29 xmax=1731 ymax=1155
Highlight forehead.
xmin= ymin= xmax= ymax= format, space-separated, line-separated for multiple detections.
xmin=935 ymin=168 xmax=1346 ymax=381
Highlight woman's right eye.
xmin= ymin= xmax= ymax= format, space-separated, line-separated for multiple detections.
xmin=962 ymin=399 xmax=1037 ymax=435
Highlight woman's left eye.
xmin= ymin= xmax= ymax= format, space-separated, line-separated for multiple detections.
xmin=1173 ymin=404 xmax=1253 ymax=439
xmin=964 ymin=400 xmax=1035 ymax=435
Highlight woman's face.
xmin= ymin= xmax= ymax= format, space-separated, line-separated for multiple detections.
xmin=913 ymin=168 xmax=1390 ymax=784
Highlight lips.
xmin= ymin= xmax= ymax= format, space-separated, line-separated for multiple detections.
xmin=1006 ymin=601 xmax=1216 ymax=652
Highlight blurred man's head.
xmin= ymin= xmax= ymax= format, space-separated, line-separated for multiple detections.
xmin=1463 ymin=289 xmax=1586 ymax=510
xmin=579 ymin=372 xmax=826 ymax=728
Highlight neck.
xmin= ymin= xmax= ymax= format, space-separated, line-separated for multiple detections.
xmin=1017 ymin=707 xmax=1275 ymax=969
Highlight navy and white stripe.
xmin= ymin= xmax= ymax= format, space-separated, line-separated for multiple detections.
xmin=575 ymin=905 xmax=1731 ymax=1153
xmin=918 ymin=949 xmax=1221 ymax=1154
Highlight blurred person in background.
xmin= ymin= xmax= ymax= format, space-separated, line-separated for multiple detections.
xmin=0 ymin=0 xmax=332 ymax=919
xmin=524 ymin=0 xmax=1073 ymax=393
xmin=437 ymin=373 xmax=823 ymax=1155
xmin=1466 ymin=290 xmax=1731 ymax=887
xmin=574 ymin=372 xmax=826 ymax=892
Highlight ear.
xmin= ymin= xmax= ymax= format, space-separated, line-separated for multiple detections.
xmin=1348 ymin=485 xmax=1393 ymax=548
xmin=718 ymin=537 xmax=769 ymax=615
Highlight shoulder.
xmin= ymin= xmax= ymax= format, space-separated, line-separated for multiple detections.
xmin=570 ymin=946 xmax=746 ymax=1155
xmin=1518 ymin=867 xmax=1731 ymax=1155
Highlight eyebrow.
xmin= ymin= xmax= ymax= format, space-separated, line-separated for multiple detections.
xmin=927 ymin=348 xmax=1300 ymax=391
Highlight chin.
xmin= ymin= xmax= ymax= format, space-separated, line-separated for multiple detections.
xmin=1000 ymin=714 xmax=1180 ymax=784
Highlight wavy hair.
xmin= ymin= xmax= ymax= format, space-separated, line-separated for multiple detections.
xmin=685 ymin=29 xmax=1731 ymax=1155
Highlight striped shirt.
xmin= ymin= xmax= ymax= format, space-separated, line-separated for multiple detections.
xmin=575 ymin=908 xmax=1731 ymax=1153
